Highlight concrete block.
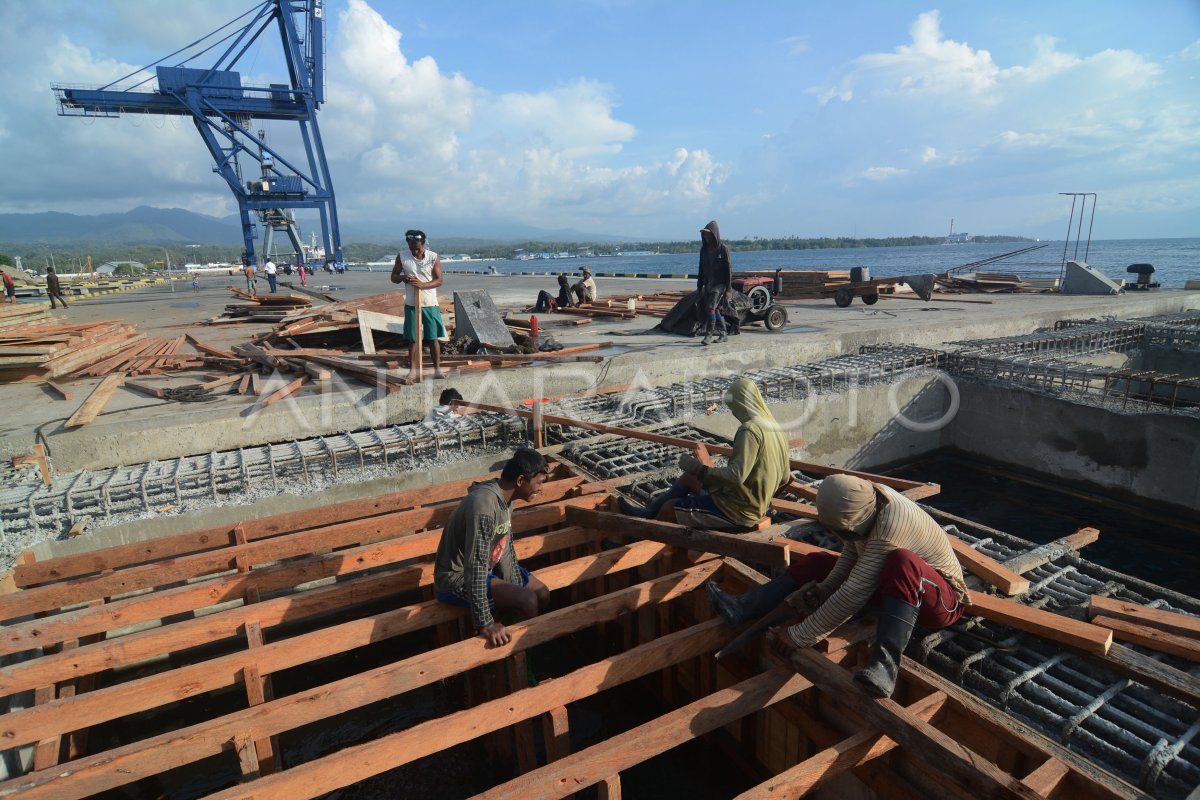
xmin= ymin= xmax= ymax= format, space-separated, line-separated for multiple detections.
xmin=453 ymin=290 xmax=515 ymax=348
xmin=1061 ymin=261 xmax=1123 ymax=295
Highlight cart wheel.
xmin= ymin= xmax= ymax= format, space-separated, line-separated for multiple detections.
xmin=747 ymin=285 xmax=772 ymax=313
xmin=765 ymin=305 xmax=788 ymax=331
xmin=862 ymin=293 xmax=879 ymax=305
xmin=834 ymin=287 xmax=853 ymax=307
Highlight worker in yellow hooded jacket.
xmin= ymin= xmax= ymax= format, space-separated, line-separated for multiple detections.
xmin=618 ymin=377 xmax=790 ymax=531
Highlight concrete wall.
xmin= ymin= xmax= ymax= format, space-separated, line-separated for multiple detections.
xmin=950 ymin=381 xmax=1200 ymax=513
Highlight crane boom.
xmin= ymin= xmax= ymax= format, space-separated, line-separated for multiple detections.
xmin=51 ymin=0 xmax=343 ymax=271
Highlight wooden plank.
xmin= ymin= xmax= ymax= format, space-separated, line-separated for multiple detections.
xmin=356 ymin=309 xmax=405 ymax=356
xmin=63 ymin=373 xmax=124 ymax=428
xmin=769 ymin=497 xmax=819 ymax=520
xmin=785 ymin=647 xmax=1044 ymax=800
xmin=259 ymin=375 xmax=308 ymax=407
xmin=0 ymin=564 xmax=722 ymax=800
xmin=184 ymin=334 xmax=237 ymax=359
xmin=198 ymin=373 xmax=245 ymax=392
xmin=566 ymin=507 xmax=789 ymax=570
xmin=1104 ymin=643 xmax=1200 ymax=707
xmin=124 ymin=379 xmax=165 ymax=399
xmin=542 ymin=706 xmax=571 ymax=762
xmin=43 ymin=380 xmax=71 ymax=400
xmin=965 ymin=591 xmax=1112 ymax=656
xmin=1089 ymin=595 xmax=1200 ymax=639
xmin=1092 ymin=615 xmax=1200 ymax=662
xmin=1001 ymin=527 xmax=1100 ymax=574
xmin=947 ymin=537 xmax=1031 ymax=596
xmin=734 ymin=691 xmax=947 ymax=799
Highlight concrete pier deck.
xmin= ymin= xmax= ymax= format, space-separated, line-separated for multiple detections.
xmin=3 ymin=271 xmax=1196 ymax=473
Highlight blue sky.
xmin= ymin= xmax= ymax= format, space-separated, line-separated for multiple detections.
xmin=1 ymin=1 xmax=1197 ymax=241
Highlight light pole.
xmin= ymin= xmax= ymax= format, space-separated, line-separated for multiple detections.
xmin=164 ymin=248 xmax=174 ymax=293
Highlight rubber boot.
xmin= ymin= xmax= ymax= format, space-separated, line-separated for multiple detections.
xmin=713 ymin=314 xmax=727 ymax=343
xmin=853 ymin=595 xmax=919 ymax=699
xmin=701 ymin=317 xmax=714 ymax=346
xmin=707 ymin=572 xmax=799 ymax=626
xmin=618 ymin=485 xmax=682 ymax=519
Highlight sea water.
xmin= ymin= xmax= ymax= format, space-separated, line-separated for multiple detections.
xmin=446 ymin=238 xmax=1198 ymax=288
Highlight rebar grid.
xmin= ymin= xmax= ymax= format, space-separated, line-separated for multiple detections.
xmin=0 ymin=413 xmax=526 ymax=541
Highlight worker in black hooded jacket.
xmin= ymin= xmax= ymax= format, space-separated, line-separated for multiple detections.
xmin=697 ymin=220 xmax=732 ymax=345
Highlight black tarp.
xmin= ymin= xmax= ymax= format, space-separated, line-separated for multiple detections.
xmin=653 ymin=289 xmax=751 ymax=336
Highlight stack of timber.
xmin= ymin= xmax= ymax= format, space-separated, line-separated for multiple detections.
xmin=218 ymin=287 xmax=313 ymax=323
xmin=0 ymin=316 xmax=143 ymax=383
xmin=741 ymin=269 xmax=853 ymax=299
xmin=935 ymin=272 xmax=1052 ymax=294
xmin=0 ymin=452 xmax=1149 ymax=800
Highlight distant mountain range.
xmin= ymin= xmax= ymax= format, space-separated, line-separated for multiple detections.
xmin=0 ymin=206 xmax=634 ymax=246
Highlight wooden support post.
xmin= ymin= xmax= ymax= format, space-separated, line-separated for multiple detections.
xmin=32 ymin=444 xmax=51 ymax=487
xmin=242 ymin=621 xmax=280 ymax=775
xmin=542 ymin=707 xmax=571 ymax=762
xmin=32 ymin=683 xmax=60 ymax=771
xmin=598 ymin=775 xmax=622 ymax=800
xmin=232 ymin=731 xmax=262 ymax=781
xmin=532 ymin=399 xmax=544 ymax=449
xmin=506 ymin=654 xmax=539 ymax=773
xmin=1020 ymin=757 xmax=1071 ymax=796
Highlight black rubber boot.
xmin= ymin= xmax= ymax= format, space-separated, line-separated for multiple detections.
xmin=854 ymin=595 xmax=918 ymax=698
xmin=701 ymin=317 xmax=714 ymax=346
xmin=713 ymin=315 xmax=727 ymax=343
xmin=707 ymin=572 xmax=799 ymax=626
xmin=617 ymin=496 xmax=649 ymax=518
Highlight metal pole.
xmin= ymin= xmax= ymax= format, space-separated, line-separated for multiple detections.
xmin=1059 ymin=193 xmax=1077 ymax=284
xmin=1084 ymin=193 xmax=1097 ymax=263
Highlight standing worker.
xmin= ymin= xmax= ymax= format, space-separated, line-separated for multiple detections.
xmin=264 ymin=257 xmax=278 ymax=294
xmin=391 ymin=229 xmax=448 ymax=380
xmin=1 ymin=270 xmax=15 ymax=304
xmin=433 ymin=447 xmax=552 ymax=646
xmin=244 ymin=261 xmax=257 ymax=294
xmin=697 ymin=220 xmax=732 ymax=345
xmin=298 ymin=260 xmax=307 ymax=288
xmin=45 ymin=267 xmax=69 ymax=310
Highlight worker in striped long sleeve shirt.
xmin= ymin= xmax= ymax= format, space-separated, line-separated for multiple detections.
xmin=434 ymin=448 xmax=552 ymax=647
xmin=710 ymin=473 xmax=968 ymax=698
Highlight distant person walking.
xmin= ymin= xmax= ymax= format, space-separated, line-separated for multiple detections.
xmin=244 ymin=262 xmax=257 ymax=294
xmin=697 ymin=220 xmax=732 ymax=345
xmin=264 ymin=258 xmax=278 ymax=293
xmin=572 ymin=267 xmax=597 ymax=305
xmin=391 ymin=229 xmax=448 ymax=380
xmin=298 ymin=261 xmax=307 ymax=288
xmin=1 ymin=270 xmax=15 ymax=304
xmin=45 ymin=267 xmax=68 ymax=310
xmin=191 ymin=274 xmax=200 ymax=293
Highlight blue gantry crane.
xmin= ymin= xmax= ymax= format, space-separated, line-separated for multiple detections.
xmin=52 ymin=0 xmax=344 ymax=272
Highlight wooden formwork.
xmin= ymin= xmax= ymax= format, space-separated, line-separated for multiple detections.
xmin=0 ymin=459 xmax=1143 ymax=799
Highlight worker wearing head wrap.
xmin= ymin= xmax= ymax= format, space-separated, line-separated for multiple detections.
xmin=709 ymin=473 xmax=968 ymax=698
xmin=697 ymin=220 xmax=732 ymax=345
xmin=618 ymin=377 xmax=790 ymax=530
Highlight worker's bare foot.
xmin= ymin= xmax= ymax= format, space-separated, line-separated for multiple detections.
xmin=434 ymin=370 xmax=448 ymax=379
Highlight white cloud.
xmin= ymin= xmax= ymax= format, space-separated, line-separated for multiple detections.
xmin=782 ymin=36 xmax=810 ymax=56
xmin=1179 ymin=40 xmax=1200 ymax=60
xmin=861 ymin=166 xmax=910 ymax=181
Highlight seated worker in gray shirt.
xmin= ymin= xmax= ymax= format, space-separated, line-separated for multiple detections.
xmin=434 ymin=447 xmax=552 ymax=646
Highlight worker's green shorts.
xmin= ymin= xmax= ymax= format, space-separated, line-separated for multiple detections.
xmin=404 ymin=305 xmax=447 ymax=341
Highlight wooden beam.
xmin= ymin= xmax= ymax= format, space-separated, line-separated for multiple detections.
xmin=966 ymin=591 xmax=1112 ymax=656
xmin=785 ymin=647 xmax=1045 ymax=800
xmin=259 ymin=374 xmax=308 ymax=407
xmin=566 ymin=507 xmax=790 ymax=570
xmin=1001 ymin=527 xmax=1100 ymax=575
xmin=63 ymin=373 xmax=124 ymax=428
xmin=1020 ymin=757 xmax=1072 ymax=796
xmin=478 ymin=668 xmax=813 ymax=800
xmin=769 ymin=497 xmax=819 ymax=520
xmin=947 ymin=537 xmax=1030 ymax=596
xmin=1091 ymin=615 xmax=1200 ymax=662
xmin=1103 ymin=644 xmax=1200 ymax=707
xmin=734 ymin=691 xmax=947 ymax=800
xmin=0 ymin=565 xmax=723 ymax=800
xmin=356 ymin=309 xmax=405 ymax=356
xmin=1089 ymin=594 xmax=1200 ymax=640
xmin=43 ymin=380 xmax=72 ymax=400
